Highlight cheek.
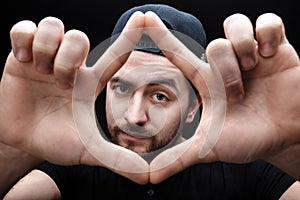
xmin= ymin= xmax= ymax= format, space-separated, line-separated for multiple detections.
xmin=150 ymin=104 xmax=183 ymax=132
xmin=148 ymin=105 xmax=166 ymax=131
xmin=106 ymin=94 xmax=128 ymax=121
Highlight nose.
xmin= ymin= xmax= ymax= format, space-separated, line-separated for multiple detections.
xmin=125 ymin=92 xmax=148 ymax=126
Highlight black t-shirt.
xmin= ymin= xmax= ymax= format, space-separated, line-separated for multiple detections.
xmin=37 ymin=160 xmax=295 ymax=200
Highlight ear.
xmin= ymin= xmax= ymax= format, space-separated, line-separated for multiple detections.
xmin=185 ymin=95 xmax=202 ymax=123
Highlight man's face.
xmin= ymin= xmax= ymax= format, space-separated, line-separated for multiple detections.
xmin=106 ymin=51 xmax=198 ymax=154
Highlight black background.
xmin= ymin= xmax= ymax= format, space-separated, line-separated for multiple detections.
xmin=1 ymin=0 xmax=298 ymax=76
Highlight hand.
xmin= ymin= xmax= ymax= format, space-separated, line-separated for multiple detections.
xmin=145 ymin=12 xmax=300 ymax=183
xmin=0 ymin=12 xmax=149 ymax=184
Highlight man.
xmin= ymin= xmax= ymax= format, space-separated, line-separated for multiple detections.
xmin=2 ymin=3 xmax=300 ymax=199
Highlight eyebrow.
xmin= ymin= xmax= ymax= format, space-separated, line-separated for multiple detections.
xmin=109 ymin=76 xmax=179 ymax=93
xmin=109 ymin=77 xmax=133 ymax=87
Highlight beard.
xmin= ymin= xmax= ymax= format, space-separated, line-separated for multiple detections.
xmin=107 ymin=121 xmax=181 ymax=154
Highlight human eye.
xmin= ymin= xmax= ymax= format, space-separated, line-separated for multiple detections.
xmin=151 ymin=92 xmax=169 ymax=104
xmin=113 ymin=84 xmax=130 ymax=95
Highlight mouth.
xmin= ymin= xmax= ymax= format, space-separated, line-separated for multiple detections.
xmin=119 ymin=130 xmax=149 ymax=140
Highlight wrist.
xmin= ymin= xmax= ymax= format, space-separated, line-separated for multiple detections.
xmin=0 ymin=142 xmax=43 ymax=198
xmin=264 ymin=143 xmax=300 ymax=181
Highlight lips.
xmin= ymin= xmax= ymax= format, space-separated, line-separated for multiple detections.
xmin=120 ymin=130 xmax=149 ymax=140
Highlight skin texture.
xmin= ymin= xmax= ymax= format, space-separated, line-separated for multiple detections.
xmin=0 ymin=13 xmax=150 ymax=198
xmin=1 ymin=10 xmax=300 ymax=199
xmin=106 ymin=51 xmax=198 ymax=154
xmin=144 ymin=12 xmax=300 ymax=184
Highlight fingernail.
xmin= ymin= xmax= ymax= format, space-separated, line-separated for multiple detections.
xmin=16 ymin=48 xmax=30 ymax=61
xmin=260 ymin=43 xmax=274 ymax=57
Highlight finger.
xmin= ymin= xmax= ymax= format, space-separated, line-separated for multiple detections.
xmin=255 ymin=13 xmax=286 ymax=57
xmin=72 ymin=98 xmax=149 ymax=183
xmin=54 ymin=30 xmax=90 ymax=89
xmin=150 ymin=128 xmax=222 ymax=184
xmin=150 ymin=139 xmax=197 ymax=183
xmin=145 ymin=11 xmax=228 ymax=183
xmin=32 ymin=17 xmax=64 ymax=74
xmin=10 ymin=20 xmax=36 ymax=62
xmin=144 ymin=12 xmax=228 ymax=155
xmin=223 ymin=13 xmax=258 ymax=71
xmin=92 ymin=142 xmax=149 ymax=184
xmin=71 ymin=11 xmax=149 ymax=183
xmin=206 ymin=38 xmax=244 ymax=102
xmin=91 ymin=11 xmax=145 ymax=93
xmin=144 ymin=11 xmax=211 ymax=100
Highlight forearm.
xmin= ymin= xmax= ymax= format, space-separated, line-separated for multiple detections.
xmin=0 ymin=143 xmax=42 ymax=198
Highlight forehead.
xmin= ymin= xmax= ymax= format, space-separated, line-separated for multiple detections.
xmin=112 ymin=51 xmax=188 ymax=86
